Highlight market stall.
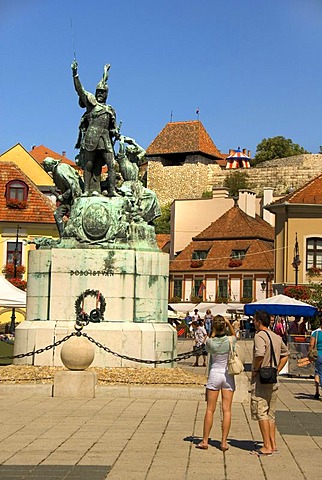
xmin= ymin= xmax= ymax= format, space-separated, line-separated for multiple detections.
xmin=0 ymin=276 xmax=26 ymax=364
xmin=244 ymin=294 xmax=317 ymax=376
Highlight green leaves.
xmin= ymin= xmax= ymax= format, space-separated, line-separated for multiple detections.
xmin=254 ymin=136 xmax=309 ymax=165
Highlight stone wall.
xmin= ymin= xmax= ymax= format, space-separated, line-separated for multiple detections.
xmin=147 ymin=154 xmax=322 ymax=205
xmin=147 ymin=161 xmax=221 ymax=205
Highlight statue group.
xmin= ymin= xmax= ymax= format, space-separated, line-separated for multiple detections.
xmin=42 ymin=61 xmax=160 ymax=248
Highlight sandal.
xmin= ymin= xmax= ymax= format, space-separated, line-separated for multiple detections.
xmin=219 ymin=444 xmax=229 ymax=451
xmin=250 ymin=449 xmax=272 ymax=457
xmin=195 ymin=443 xmax=208 ymax=450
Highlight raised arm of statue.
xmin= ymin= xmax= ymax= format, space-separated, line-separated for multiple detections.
xmin=71 ymin=61 xmax=94 ymax=108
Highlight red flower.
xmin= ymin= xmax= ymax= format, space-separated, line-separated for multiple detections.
xmin=190 ymin=260 xmax=203 ymax=268
xmin=6 ymin=198 xmax=27 ymax=209
xmin=228 ymin=259 xmax=242 ymax=268
xmin=2 ymin=263 xmax=26 ymax=275
xmin=284 ymin=285 xmax=310 ymax=301
xmin=8 ymin=278 xmax=27 ymax=291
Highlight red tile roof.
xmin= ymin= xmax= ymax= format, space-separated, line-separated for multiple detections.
xmin=29 ymin=145 xmax=80 ymax=170
xmin=269 ymin=173 xmax=322 ymax=205
xmin=170 ymin=206 xmax=274 ymax=272
xmin=0 ymin=162 xmax=56 ymax=224
xmin=146 ymin=121 xmax=224 ymax=159
xmin=194 ymin=206 xmax=274 ymax=241
xmin=170 ymin=238 xmax=274 ymax=272
xmin=156 ymin=234 xmax=170 ymax=251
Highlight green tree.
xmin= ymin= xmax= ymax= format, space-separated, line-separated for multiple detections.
xmin=253 ymin=136 xmax=310 ymax=165
xmin=307 ymin=281 xmax=322 ymax=330
xmin=153 ymin=203 xmax=171 ymax=234
xmin=223 ymin=170 xmax=250 ymax=197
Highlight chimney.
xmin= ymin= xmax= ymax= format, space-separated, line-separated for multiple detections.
xmin=263 ymin=187 xmax=275 ymax=227
xmin=212 ymin=187 xmax=230 ymax=199
xmin=248 ymin=150 xmax=251 ymax=158
xmin=238 ymin=189 xmax=256 ymax=218
xmin=62 ymin=151 xmax=66 ymax=157
xmin=242 ymin=148 xmax=247 ymax=155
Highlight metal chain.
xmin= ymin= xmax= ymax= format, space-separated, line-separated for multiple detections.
xmin=0 ymin=330 xmax=201 ymax=364
xmin=0 ymin=332 xmax=76 ymax=360
xmin=81 ymin=332 xmax=202 ymax=364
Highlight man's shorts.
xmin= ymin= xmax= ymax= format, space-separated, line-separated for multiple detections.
xmin=250 ymin=379 xmax=278 ymax=422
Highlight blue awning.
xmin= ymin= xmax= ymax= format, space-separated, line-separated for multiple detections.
xmin=244 ymin=294 xmax=317 ymax=317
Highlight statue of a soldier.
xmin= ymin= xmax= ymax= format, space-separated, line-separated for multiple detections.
xmin=43 ymin=157 xmax=82 ymax=237
xmin=71 ymin=61 xmax=120 ymax=196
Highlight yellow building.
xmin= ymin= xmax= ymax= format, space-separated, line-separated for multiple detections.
xmin=0 ymin=160 xmax=57 ymax=328
xmin=0 ymin=143 xmax=55 ymax=190
xmin=266 ymin=173 xmax=322 ymax=291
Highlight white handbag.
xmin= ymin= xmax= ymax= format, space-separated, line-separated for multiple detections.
xmin=227 ymin=336 xmax=244 ymax=375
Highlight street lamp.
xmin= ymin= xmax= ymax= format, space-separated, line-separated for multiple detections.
xmin=292 ymin=233 xmax=301 ymax=286
xmin=260 ymin=280 xmax=266 ymax=292
xmin=9 ymin=225 xmax=20 ymax=335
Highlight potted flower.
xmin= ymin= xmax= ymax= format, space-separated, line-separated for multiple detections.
xmin=241 ymin=297 xmax=253 ymax=304
xmin=190 ymin=260 xmax=203 ymax=268
xmin=228 ymin=258 xmax=242 ymax=268
xmin=6 ymin=198 xmax=27 ymax=209
xmin=2 ymin=263 xmax=26 ymax=277
xmin=8 ymin=278 xmax=27 ymax=291
xmin=284 ymin=285 xmax=311 ymax=301
xmin=307 ymin=266 xmax=321 ymax=278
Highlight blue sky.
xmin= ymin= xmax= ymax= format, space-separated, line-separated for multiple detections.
xmin=1 ymin=0 xmax=322 ymax=161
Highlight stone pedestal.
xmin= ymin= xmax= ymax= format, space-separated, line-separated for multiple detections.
xmin=53 ymin=370 xmax=97 ymax=398
xmin=14 ymin=321 xmax=176 ymax=367
xmin=25 ymin=248 xmax=168 ymax=323
xmin=14 ymin=247 xmax=176 ymax=367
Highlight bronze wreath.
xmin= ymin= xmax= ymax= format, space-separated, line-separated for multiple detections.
xmin=75 ymin=289 xmax=106 ymax=323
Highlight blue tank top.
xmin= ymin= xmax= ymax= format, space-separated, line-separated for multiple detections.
xmin=312 ymin=328 xmax=322 ymax=355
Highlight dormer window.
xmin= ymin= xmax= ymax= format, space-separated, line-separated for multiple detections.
xmin=231 ymin=249 xmax=246 ymax=260
xmin=192 ymin=250 xmax=208 ymax=260
xmin=5 ymin=180 xmax=28 ymax=208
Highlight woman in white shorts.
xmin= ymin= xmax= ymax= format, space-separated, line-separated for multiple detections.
xmin=196 ymin=315 xmax=236 ymax=451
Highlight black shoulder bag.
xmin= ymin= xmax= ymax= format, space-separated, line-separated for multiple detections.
xmin=259 ymin=331 xmax=278 ymax=384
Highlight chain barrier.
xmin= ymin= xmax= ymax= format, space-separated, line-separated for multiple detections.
xmin=0 ymin=327 xmax=202 ymax=364
xmin=0 ymin=332 xmax=76 ymax=361
xmin=81 ymin=332 xmax=202 ymax=365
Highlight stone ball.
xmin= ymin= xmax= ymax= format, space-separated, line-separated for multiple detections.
xmin=60 ymin=335 xmax=95 ymax=371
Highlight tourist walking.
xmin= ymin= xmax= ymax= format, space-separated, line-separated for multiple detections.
xmin=204 ymin=309 xmax=213 ymax=336
xmin=309 ymin=316 xmax=322 ymax=400
xmin=196 ymin=315 xmax=236 ymax=450
xmin=250 ymin=310 xmax=289 ymax=456
xmin=232 ymin=318 xmax=240 ymax=339
xmin=193 ymin=320 xmax=207 ymax=367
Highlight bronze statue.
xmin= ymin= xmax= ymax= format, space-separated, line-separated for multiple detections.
xmin=117 ymin=136 xmax=161 ymax=223
xmin=71 ymin=61 xmax=120 ymax=196
xmin=43 ymin=157 xmax=82 ymax=237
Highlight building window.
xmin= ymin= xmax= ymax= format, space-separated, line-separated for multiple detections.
xmin=231 ymin=249 xmax=247 ymax=260
xmin=173 ymin=279 xmax=182 ymax=299
xmin=194 ymin=278 xmax=203 ymax=298
xmin=243 ymin=279 xmax=253 ymax=299
xmin=6 ymin=241 xmax=23 ymax=266
xmin=6 ymin=180 xmax=28 ymax=201
xmin=192 ymin=250 xmax=208 ymax=260
xmin=218 ymin=279 xmax=228 ymax=299
xmin=306 ymin=238 xmax=322 ymax=269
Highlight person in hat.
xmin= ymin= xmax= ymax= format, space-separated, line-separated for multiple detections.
xmin=71 ymin=61 xmax=120 ymax=196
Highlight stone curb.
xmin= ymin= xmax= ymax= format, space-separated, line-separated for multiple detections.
xmin=0 ymin=371 xmax=250 ymax=402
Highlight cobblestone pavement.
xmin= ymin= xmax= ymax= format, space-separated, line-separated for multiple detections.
xmin=0 ymin=339 xmax=321 ymax=479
